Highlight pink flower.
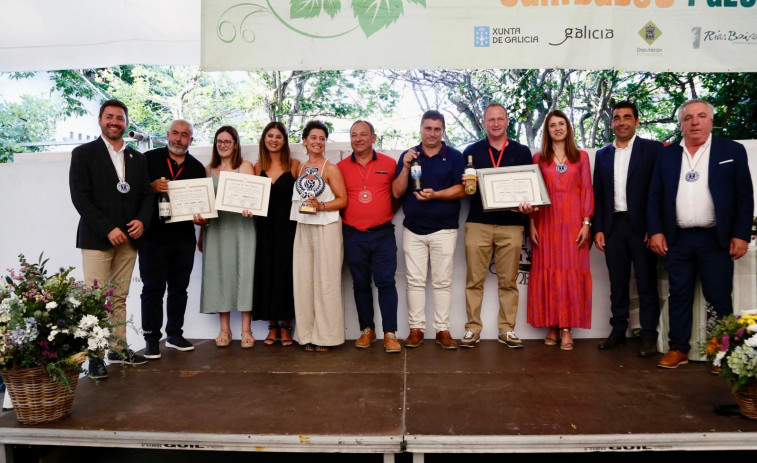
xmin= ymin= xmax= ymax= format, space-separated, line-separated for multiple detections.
xmin=720 ymin=335 xmax=730 ymax=351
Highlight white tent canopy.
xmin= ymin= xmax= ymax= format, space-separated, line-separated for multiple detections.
xmin=0 ymin=0 xmax=200 ymax=72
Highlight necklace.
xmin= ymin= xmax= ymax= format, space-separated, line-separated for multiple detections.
xmin=555 ymin=155 xmax=568 ymax=174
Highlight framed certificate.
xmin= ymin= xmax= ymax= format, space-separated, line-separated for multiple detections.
xmin=215 ymin=171 xmax=272 ymax=216
xmin=165 ymin=177 xmax=218 ymax=223
xmin=478 ymin=165 xmax=551 ymax=211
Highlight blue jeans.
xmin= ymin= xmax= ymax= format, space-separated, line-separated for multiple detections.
xmin=138 ymin=240 xmax=196 ymax=342
xmin=343 ymin=224 xmax=398 ymax=333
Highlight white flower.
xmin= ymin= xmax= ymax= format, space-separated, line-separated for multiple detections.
xmin=45 ymin=301 xmax=58 ymax=309
xmin=67 ymin=296 xmax=81 ymax=307
xmin=747 ymin=323 xmax=757 ymax=333
xmin=746 ymin=334 xmax=757 ymax=348
xmin=78 ymin=314 xmax=99 ymax=330
xmin=714 ymin=350 xmax=726 ymax=367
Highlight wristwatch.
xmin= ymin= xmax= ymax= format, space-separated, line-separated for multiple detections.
xmin=583 ymin=220 xmax=592 ymax=226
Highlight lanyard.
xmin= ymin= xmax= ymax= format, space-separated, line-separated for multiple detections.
xmin=166 ymin=157 xmax=185 ymax=180
xmin=354 ymin=159 xmax=373 ymax=190
xmin=488 ymin=140 xmax=509 ymax=167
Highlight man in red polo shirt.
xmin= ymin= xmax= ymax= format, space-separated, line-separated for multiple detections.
xmin=338 ymin=120 xmax=401 ymax=353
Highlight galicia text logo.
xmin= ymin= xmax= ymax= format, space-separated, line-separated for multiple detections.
xmin=549 ymin=27 xmax=614 ymax=46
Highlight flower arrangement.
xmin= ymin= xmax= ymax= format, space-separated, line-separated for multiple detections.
xmin=703 ymin=310 xmax=757 ymax=392
xmin=0 ymin=253 xmax=114 ymax=386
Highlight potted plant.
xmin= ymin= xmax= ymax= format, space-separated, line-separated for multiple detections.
xmin=0 ymin=253 xmax=114 ymax=424
xmin=702 ymin=310 xmax=757 ymax=420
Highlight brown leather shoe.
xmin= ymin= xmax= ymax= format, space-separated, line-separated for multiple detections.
xmin=598 ymin=334 xmax=626 ymax=350
xmin=435 ymin=330 xmax=458 ymax=350
xmin=405 ymin=328 xmax=424 ymax=348
xmin=384 ymin=332 xmax=401 ymax=353
xmin=355 ymin=328 xmax=376 ymax=348
xmin=658 ymin=349 xmax=688 ymax=369
xmin=638 ymin=338 xmax=658 ymax=358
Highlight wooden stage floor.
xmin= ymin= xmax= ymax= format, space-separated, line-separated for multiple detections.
xmin=1 ymin=337 xmax=756 ymax=461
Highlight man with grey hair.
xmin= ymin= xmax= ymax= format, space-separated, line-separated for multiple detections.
xmin=139 ymin=119 xmax=206 ymax=359
xmin=648 ymin=99 xmax=753 ymax=369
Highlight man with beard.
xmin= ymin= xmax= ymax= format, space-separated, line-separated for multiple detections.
xmin=69 ymin=100 xmax=153 ymax=378
xmin=139 ymin=120 xmax=206 ymax=359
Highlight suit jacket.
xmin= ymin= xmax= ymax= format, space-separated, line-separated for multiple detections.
xmin=593 ymin=136 xmax=662 ymax=238
xmin=69 ymin=137 xmax=153 ymax=250
xmin=647 ymin=136 xmax=754 ymax=248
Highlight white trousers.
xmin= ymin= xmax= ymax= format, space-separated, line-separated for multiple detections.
xmin=402 ymin=228 xmax=458 ymax=332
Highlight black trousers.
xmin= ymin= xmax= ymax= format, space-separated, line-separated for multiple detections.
xmin=138 ymin=240 xmax=196 ymax=342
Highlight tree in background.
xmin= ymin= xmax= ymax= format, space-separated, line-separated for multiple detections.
xmin=2 ymin=68 xmax=756 ymax=163
xmin=0 ymin=94 xmax=61 ymax=162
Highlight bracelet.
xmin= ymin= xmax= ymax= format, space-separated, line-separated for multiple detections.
xmin=582 ymin=220 xmax=592 ymax=226
xmin=320 ymin=201 xmax=326 ymax=212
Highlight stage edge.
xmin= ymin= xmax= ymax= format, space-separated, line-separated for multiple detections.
xmin=404 ymin=433 xmax=757 ymax=453
xmin=0 ymin=429 xmax=402 ymax=453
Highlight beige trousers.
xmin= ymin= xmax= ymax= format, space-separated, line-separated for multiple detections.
xmin=464 ymin=223 xmax=524 ymax=334
xmin=82 ymin=244 xmax=137 ymax=350
xmin=292 ymin=221 xmax=345 ymax=346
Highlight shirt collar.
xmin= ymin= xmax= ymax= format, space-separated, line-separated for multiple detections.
xmin=613 ymin=134 xmax=636 ymax=150
xmin=350 ymin=150 xmax=377 ymax=162
xmin=101 ymin=136 xmax=125 ymax=155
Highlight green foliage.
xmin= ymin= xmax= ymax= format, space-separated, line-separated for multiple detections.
xmin=0 ymin=95 xmax=61 ymax=163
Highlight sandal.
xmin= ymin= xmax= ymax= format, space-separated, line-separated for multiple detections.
xmin=215 ymin=330 xmax=232 ymax=348
xmin=280 ymin=324 xmax=294 ymax=347
xmin=303 ymin=343 xmax=315 ymax=352
xmin=544 ymin=327 xmax=558 ymax=346
xmin=264 ymin=324 xmax=280 ymax=346
xmin=560 ymin=328 xmax=574 ymax=351
xmin=314 ymin=345 xmax=330 ymax=352
xmin=241 ymin=331 xmax=255 ymax=349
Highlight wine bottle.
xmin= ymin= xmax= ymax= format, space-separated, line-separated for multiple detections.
xmin=158 ymin=177 xmax=171 ymax=221
xmin=410 ymin=156 xmax=423 ymax=192
xmin=464 ymin=155 xmax=477 ymax=195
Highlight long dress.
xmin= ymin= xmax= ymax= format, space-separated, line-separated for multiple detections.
xmin=290 ymin=161 xmax=344 ymax=346
xmin=252 ymin=170 xmax=296 ymax=321
xmin=527 ymin=150 xmax=594 ymax=329
xmin=199 ymin=171 xmax=255 ymax=314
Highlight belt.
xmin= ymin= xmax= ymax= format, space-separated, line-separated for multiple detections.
xmin=614 ymin=211 xmax=629 ymax=217
xmin=347 ymin=222 xmax=394 ymax=233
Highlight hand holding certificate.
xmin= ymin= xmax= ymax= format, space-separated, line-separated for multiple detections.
xmin=214 ymin=171 xmax=272 ymax=217
xmin=477 ymin=165 xmax=551 ymax=211
xmin=165 ymin=178 xmax=218 ymax=223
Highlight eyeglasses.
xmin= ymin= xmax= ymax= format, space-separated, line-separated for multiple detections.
xmin=216 ymin=139 xmax=234 ymax=146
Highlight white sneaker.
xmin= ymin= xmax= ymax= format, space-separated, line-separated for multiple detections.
xmin=460 ymin=330 xmax=480 ymax=348
xmin=499 ymin=331 xmax=524 ymax=349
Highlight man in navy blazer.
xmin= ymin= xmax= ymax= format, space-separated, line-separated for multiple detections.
xmin=69 ymin=99 xmax=153 ymax=378
xmin=648 ymin=99 xmax=754 ymax=369
xmin=593 ymin=101 xmax=662 ymax=357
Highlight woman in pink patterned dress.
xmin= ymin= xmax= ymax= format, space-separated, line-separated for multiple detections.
xmin=528 ymin=110 xmax=594 ymax=350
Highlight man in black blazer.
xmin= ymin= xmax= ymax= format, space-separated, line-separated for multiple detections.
xmin=593 ymin=101 xmax=662 ymax=357
xmin=69 ymin=99 xmax=153 ymax=378
xmin=648 ymin=99 xmax=754 ymax=369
